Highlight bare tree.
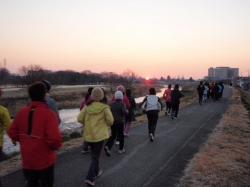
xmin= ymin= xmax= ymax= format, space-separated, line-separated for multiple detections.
xmin=105 ymin=72 xmax=119 ymax=94
xmin=121 ymin=69 xmax=138 ymax=91
xmin=17 ymin=64 xmax=45 ymax=86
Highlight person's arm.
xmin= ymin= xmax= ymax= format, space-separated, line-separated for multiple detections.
xmin=157 ymin=97 xmax=163 ymax=110
xmin=122 ymin=103 xmax=129 ymax=115
xmin=48 ymin=99 xmax=61 ymax=124
xmin=7 ymin=111 xmax=21 ymax=142
xmin=104 ymin=107 xmax=114 ymax=126
xmin=123 ymin=96 xmax=130 ymax=109
xmin=77 ymin=108 xmax=86 ymax=125
xmin=45 ymin=112 xmax=62 ymax=150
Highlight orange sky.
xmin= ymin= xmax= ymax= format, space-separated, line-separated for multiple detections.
xmin=1 ymin=1 xmax=250 ymax=79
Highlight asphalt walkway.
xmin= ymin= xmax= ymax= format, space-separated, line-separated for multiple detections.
xmin=1 ymin=86 xmax=232 ymax=187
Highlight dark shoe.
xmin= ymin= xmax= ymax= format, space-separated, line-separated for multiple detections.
xmin=149 ymin=133 xmax=154 ymax=142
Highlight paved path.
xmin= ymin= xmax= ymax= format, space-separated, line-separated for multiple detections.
xmin=1 ymin=86 xmax=232 ymax=187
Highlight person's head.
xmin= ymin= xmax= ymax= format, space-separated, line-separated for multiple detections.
xmin=115 ymin=91 xmax=123 ymax=100
xmin=174 ymin=84 xmax=179 ymax=89
xmin=85 ymin=87 xmax=94 ymax=100
xmin=149 ymin=88 xmax=156 ymax=95
xmin=40 ymin=79 xmax=51 ymax=93
xmin=168 ymin=84 xmax=171 ymax=89
xmin=200 ymin=81 xmax=203 ymax=85
xmin=117 ymin=85 xmax=125 ymax=93
xmin=0 ymin=89 xmax=2 ymax=99
xmin=28 ymin=82 xmax=47 ymax=101
xmin=91 ymin=87 xmax=104 ymax=101
xmin=126 ymin=88 xmax=131 ymax=96
xmin=101 ymin=87 xmax=107 ymax=95
xmin=87 ymin=87 xmax=94 ymax=94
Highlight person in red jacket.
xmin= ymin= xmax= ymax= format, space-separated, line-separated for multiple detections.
xmin=8 ymin=82 xmax=62 ymax=187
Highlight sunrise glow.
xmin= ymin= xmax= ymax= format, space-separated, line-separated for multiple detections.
xmin=0 ymin=1 xmax=250 ymax=79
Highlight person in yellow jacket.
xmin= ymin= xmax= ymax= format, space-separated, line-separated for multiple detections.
xmin=0 ymin=89 xmax=12 ymax=187
xmin=77 ymin=87 xmax=114 ymax=186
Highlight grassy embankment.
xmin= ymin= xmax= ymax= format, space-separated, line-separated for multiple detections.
xmin=178 ymin=87 xmax=250 ymax=187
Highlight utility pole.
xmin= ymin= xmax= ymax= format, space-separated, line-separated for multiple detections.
xmin=4 ymin=58 xmax=6 ymax=69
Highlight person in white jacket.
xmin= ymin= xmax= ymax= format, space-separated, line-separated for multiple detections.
xmin=203 ymin=83 xmax=209 ymax=102
xmin=141 ymin=88 xmax=163 ymax=142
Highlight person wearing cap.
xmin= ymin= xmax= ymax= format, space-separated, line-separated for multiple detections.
xmin=8 ymin=82 xmax=62 ymax=187
xmin=110 ymin=85 xmax=130 ymax=109
xmin=0 ymin=89 xmax=12 ymax=163
xmin=77 ymin=87 xmax=114 ymax=186
xmin=170 ymin=84 xmax=183 ymax=119
xmin=27 ymin=79 xmax=61 ymax=124
xmin=110 ymin=85 xmax=130 ymax=145
xmin=104 ymin=91 xmax=128 ymax=156
xmin=79 ymin=87 xmax=94 ymax=154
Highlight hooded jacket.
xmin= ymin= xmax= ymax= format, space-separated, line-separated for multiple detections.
xmin=0 ymin=106 xmax=11 ymax=147
xmin=77 ymin=101 xmax=114 ymax=142
xmin=7 ymin=101 xmax=62 ymax=170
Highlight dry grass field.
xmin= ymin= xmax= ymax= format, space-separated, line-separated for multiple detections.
xmin=178 ymin=88 xmax=250 ymax=187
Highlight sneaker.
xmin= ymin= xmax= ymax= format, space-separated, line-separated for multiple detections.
xmin=115 ymin=141 xmax=120 ymax=145
xmin=95 ymin=169 xmax=103 ymax=179
xmin=124 ymin=133 xmax=129 ymax=137
xmin=85 ymin=180 xmax=95 ymax=186
xmin=149 ymin=133 xmax=154 ymax=142
xmin=174 ymin=117 xmax=177 ymax=119
xmin=81 ymin=150 xmax=91 ymax=154
xmin=118 ymin=149 xmax=125 ymax=154
xmin=104 ymin=146 xmax=111 ymax=157
xmin=167 ymin=112 xmax=171 ymax=116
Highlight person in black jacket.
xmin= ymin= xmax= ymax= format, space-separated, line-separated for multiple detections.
xmin=171 ymin=84 xmax=183 ymax=119
xmin=197 ymin=81 xmax=205 ymax=105
xmin=124 ymin=89 xmax=136 ymax=136
xmin=104 ymin=91 xmax=128 ymax=156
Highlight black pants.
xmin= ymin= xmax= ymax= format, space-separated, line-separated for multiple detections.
xmin=105 ymin=121 xmax=124 ymax=150
xmin=198 ymin=93 xmax=203 ymax=104
xmin=171 ymin=104 xmax=179 ymax=118
xmin=23 ymin=164 xmax=54 ymax=187
xmin=86 ymin=140 xmax=105 ymax=182
xmin=146 ymin=110 xmax=159 ymax=136
xmin=165 ymin=102 xmax=171 ymax=113
xmin=82 ymin=141 xmax=89 ymax=151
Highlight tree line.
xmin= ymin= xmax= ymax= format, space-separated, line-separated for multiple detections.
xmin=0 ymin=64 xmax=159 ymax=93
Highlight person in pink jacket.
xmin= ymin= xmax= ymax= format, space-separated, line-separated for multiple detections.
xmin=8 ymin=82 xmax=62 ymax=187
xmin=163 ymin=84 xmax=172 ymax=115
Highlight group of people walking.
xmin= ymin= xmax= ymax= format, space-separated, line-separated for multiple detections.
xmin=0 ymin=81 xmax=186 ymax=187
xmin=162 ymin=84 xmax=183 ymax=120
xmin=197 ymin=81 xmax=224 ymax=105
